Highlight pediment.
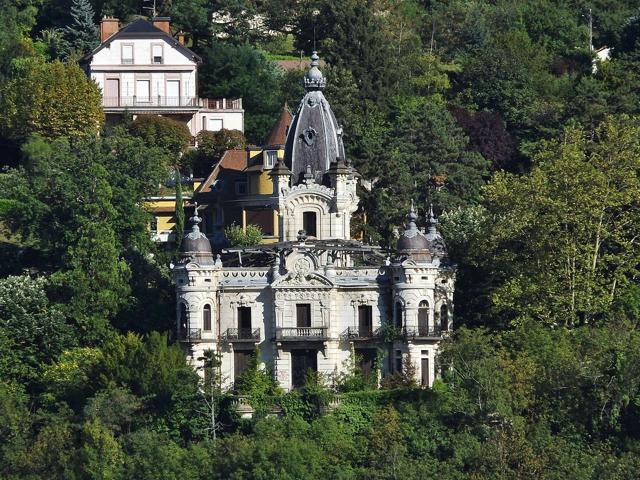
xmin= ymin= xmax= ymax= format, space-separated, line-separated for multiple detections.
xmin=271 ymin=271 xmax=334 ymax=288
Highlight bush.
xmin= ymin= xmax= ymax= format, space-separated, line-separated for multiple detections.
xmin=224 ymin=224 xmax=263 ymax=247
xmin=129 ymin=116 xmax=191 ymax=156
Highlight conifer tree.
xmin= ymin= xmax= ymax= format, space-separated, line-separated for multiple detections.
xmin=63 ymin=0 xmax=99 ymax=58
xmin=174 ymin=170 xmax=185 ymax=251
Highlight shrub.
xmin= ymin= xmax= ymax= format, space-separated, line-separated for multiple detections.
xmin=130 ymin=116 xmax=191 ymax=156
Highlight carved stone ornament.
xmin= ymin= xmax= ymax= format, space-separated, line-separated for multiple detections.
xmin=301 ymin=127 xmax=317 ymax=146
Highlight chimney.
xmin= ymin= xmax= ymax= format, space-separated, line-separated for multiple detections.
xmin=100 ymin=16 xmax=119 ymax=42
xmin=177 ymin=32 xmax=185 ymax=45
xmin=152 ymin=17 xmax=171 ymax=34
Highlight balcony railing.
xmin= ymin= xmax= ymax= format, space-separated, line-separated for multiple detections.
xmin=342 ymin=326 xmax=382 ymax=340
xmin=202 ymin=98 xmax=243 ymax=110
xmin=222 ymin=328 xmax=260 ymax=342
xmin=178 ymin=327 xmax=202 ymax=342
xmin=101 ymin=96 xmax=243 ymax=110
xmin=403 ymin=326 xmax=443 ymax=338
xmin=276 ymin=327 xmax=328 ymax=341
xmin=102 ymin=96 xmax=200 ymax=108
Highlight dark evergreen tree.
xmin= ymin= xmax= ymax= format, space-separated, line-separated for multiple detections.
xmin=63 ymin=0 xmax=98 ymax=58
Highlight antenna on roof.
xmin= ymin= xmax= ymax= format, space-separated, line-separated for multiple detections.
xmin=143 ymin=0 xmax=157 ymax=18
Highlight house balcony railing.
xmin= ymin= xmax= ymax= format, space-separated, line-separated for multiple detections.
xmin=201 ymin=98 xmax=243 ymax=110
xmin=178 ymin=327 xmax=202 ymax=342
xmin=342 ymin=326 xmax=382 ymax=340
xmin=275 ymin=327 xmax=328 ymax=341
xmin=222 ymin=328 xmax=261 ymax=342
xmin=101 ymin=96 xmax=243 ymax=110
xmin=403 ymin=326 xmax=443 ymax=339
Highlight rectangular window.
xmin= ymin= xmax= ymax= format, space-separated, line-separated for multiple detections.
xmin=237 ymin=307 xmax=251 ymax=331
xmin=358 ymin=305 xmax=373 ymax=336
xmin=152 ymin=44 xmax=163 ymax=64
xmin=421 ymin=358 xmax=430 ymax=387
xmin=395 ymin=350 xmax=403 ymax=373
xmin=136 ymin=80 xmax=150 ymax=102
xmin=302 ymin=211 xmax=317 ymax=237
xmin=264 ymin=150 xmax=277 ymax=169
xmin=296 ymin=304 xmax=311 ymax=328
xmin=235 ymin=182 xmax=247 ymax=195
xmin=202 ymin=116 xmax=207 ymax=131
xmin=122 ymin=44 xmax=133 ymax=64
xmin=245 ymin=208 xmax=274 ymax=236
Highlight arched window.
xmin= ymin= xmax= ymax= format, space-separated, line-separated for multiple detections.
xmin=394 ymin=302 xmax=403 ymax=328
xmin=440 ymin=304 xmax=449 ymax=331
xmin=203 ymin=304 xmax=212 ymax=331
xmin=418 ymin=300 xmax=429 ymax=335
xmin=179 ymin=303 xmax=188 ymax=337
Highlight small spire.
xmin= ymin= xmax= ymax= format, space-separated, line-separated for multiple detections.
xmin=303 ymin=51 xmax=326 ymax=90
xmin=427 ymin=204 xmax=438 ymax=234
xmin=406 ymin=200 xmax=418 ymax=230
xmin=189 ymin=202 xmax=202 ymax=233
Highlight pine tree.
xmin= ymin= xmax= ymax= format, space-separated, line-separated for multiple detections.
xmin=174 ymin=169 xmax=185 ymax=252
xmin=63 ymin=0 xmax=99 ymax=58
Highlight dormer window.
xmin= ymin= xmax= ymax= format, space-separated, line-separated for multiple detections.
xmin=122 ymin=44 xmax=133 ymax=64
xmin=235 ymin=181 xmax=247 ymax=195
xmin=152 ymin=44 xmax=163 ymax=64
xmin=264 ymin=150 xmax=277 ymax=169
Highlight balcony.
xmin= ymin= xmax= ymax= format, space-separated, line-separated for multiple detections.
xmin=178 ymin=327 xmax=202 ymax=342
xmin=101 ymin=96 xmax=243 ymax=112
xmin=403 ymin=326 xmax=443 ymax=339
xmin=275 ymin=327 xmax=328 ymax=341
xmin=342 ymin=326 xmax=382 ymax=340
xmin=222 ymin=328 xmax=261 ymax=342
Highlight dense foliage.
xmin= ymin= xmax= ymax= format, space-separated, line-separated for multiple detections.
xmin=3 ymin=0 xmax=640 ymax=478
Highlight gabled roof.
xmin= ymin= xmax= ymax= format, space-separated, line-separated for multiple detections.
xmin=197 ymin=149 xmax=248 ymax=194
xmin=82 ymin=19 xmax=202 ymax=64
xmin=264 ymin=105 xmax=293 ymax=147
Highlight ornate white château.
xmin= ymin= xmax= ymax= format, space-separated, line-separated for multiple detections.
xmin=172 ymin=54 xmax=456 ymax=390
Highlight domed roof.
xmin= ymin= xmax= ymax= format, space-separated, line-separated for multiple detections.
xmin=396 ymin=203 xmax=448 ymax=262
xmin=284 ymin=52 xmax=345 ymax=184
xmin=397 ymin=203 xmax=430 ymax=252
xmin=181 ymin=203 xmax=213 ymax=262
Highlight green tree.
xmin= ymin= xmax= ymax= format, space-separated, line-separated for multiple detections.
xmin=76 ymin=419 xmax=124 ymax=480
xmin=482 ymin=116 xmax=640 ymax=326
xmin=0 ymin=59 xmax=104 ymax=142
xmin=129 ymin=115 xmax=192 ymax=157
xmin=199 ymin=43 xmax=283 ymax=143
xmin=195 ymin=128 xmax=246 ymax=173
xmin=62 ymin=0 xmax=98 ymax=59
xmin=0 ymin=275 xmax=76 ymax=387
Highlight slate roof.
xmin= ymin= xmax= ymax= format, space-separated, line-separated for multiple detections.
xmin=81 ymin=19 xmax=202 ymax=64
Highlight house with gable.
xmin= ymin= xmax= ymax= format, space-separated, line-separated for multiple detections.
xmin=82 ymin=16 xmax=244 ymax=139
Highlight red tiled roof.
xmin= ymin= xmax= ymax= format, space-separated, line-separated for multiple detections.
xmin=264 ymin=105 xmax=293 ymax=146
xmin=197 ymin=149 xmax=248 ymax=193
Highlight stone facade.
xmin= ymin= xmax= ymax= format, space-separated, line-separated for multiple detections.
xmin=172 ymin=54 xmax=456 ymax=390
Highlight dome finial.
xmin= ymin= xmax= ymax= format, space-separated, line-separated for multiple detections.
xmin=304 ymin=51 xmax=326 ymax=90
xmin=427 ymin=204 xmax=438 ymax=233
xmin=189 ymin=202 xmax=202 ymax=233
xmin=406 ymin=200 xmax=418 ymax=229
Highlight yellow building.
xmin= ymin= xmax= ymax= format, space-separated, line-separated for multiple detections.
xmin=145 ymin=105 xmax=292 ymax=247
xmin=194 ymin=106 xmax=292 ymax=247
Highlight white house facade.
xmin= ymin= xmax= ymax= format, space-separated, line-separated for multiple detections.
xmin=172 ymin=54 xmax=456 ymax=391
xmin=82 ymin=17 xmax=244 ymax=138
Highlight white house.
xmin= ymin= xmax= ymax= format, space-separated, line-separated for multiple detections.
xmin=82 ymin=17 xmax=244 ymax=138
xmin=172 ymin=54 xmax=456 ymax=391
